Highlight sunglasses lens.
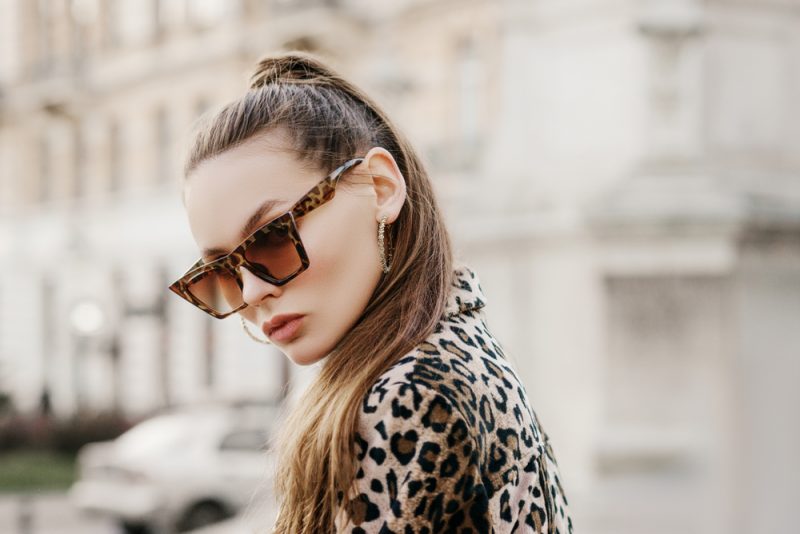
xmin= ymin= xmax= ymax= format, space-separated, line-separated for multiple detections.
xmin=243 ymin=219 xmax=303 ymax=280
xmin=185 ymin=267 xmax=243 ymax=315
xmin=181 ymin=218 xmax=304 ymax=316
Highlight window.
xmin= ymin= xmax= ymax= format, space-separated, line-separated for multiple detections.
xmin=108 ymin=119 xmax=122 ymax=192
xmin=34 ymin=0 xmax=55 ymax=75
xmin=604 ymin=275 xmax=726 ymax=429
xmin=70 ymin=0 xmax=99 ymax=26
xmin=73 ymin=122 xmax=86 ymax=198
xmin=70 ymin=0 xmax=97 ymax=61
xmin=187 ymin=0 xmax=237 ymax=30
xmin=109 ymin=0 xmax=156 ymax=47
xmin=38 ymin=133 xmax=53 ymax=202
xmin=455 ymin=36 xmax=483 ymax=147
xmin=157 ymin=0 xmax=186 ymax=35
xmin=155 ymin=106 xmax=171 ymax=184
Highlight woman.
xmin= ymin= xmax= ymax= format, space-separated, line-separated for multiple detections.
xmin=168 ymin=51 xmax=573 ymax=533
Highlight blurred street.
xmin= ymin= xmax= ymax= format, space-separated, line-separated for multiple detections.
xmin=0 ymin=490 xmax=278 ymax=534
xmin=0 ymin=492 xmax=117 ymax=534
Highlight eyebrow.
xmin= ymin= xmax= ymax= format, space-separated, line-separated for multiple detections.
xmin=201 ymin=198 xmax=288 ymax=260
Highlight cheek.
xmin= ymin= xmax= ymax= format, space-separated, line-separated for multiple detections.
xmin=301 ymin=203 xmax=377 ymax=280
xmin=274 ymin=203 xmax=383 ymax=363
xmin=297 ymin=205 xmax=382 ymax=333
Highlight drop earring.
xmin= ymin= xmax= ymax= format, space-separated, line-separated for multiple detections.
xmin=378 ymin=215 xmax=392 ymax=273
xmin=240 ymin=316 xmax=271 ymax=344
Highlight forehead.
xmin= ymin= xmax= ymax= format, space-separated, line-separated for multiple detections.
xmin=183 ymin=134 xmax=320 ymax=257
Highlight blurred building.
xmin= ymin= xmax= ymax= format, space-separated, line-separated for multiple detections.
xmin=0 ymin=1 xmax=799 ymax=533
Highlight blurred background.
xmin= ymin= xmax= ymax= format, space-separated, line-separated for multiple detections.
xmin=0 ymin=0 xmax=799 ymax=533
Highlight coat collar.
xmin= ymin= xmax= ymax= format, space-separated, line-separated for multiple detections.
xmin=443 ymin=264 xmax=487 ymax=318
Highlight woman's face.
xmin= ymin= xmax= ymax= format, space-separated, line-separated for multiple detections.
xmin=183 ymin=131 xmax=406 ymax=366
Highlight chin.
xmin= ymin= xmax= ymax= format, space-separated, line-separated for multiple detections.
xmin=283 ymin=344 xmax=328 ymax=367
xmin=287 ymin=354 xmax=324 ymax=366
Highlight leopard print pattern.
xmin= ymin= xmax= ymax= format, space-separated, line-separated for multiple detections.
xmin=334 ymin=264 xmax=574 ymax=533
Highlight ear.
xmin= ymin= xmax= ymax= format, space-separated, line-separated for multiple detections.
xmin=362 ymin=146 xmax=407 ymax=224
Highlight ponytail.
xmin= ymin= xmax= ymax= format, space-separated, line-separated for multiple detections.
xmin=183 ymin=51 xmax=454 ymax=533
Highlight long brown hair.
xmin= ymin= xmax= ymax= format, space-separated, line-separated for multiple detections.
xmin=183 ymin=51 xmax=454 ymax=532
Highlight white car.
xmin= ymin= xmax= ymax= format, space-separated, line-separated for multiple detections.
xmin=69 ymin=402 xmax=279 ymax=534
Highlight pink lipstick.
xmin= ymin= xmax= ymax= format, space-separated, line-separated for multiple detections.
xmin=263 ymin=314 xmax=305 ymax=343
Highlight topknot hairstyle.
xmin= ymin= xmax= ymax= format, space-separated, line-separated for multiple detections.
xmin=248 ymin=52 xmax=334 ymax=88
xmin=185 ymin=51 xmax=391 ymax=178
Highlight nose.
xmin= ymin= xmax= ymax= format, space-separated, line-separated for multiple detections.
xmin=239 ymin=266 xmax=282 ymax=307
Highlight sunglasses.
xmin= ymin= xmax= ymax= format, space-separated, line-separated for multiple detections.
xmin=168 ymin=156 xmax=365 ymax=318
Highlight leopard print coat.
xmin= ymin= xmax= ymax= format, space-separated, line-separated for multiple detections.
xmin=334 ymin=264 xmax=574 ymax=533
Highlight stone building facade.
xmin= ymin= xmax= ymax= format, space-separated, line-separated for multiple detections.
xmin=1 ymin=1 xmax=798 ymax=533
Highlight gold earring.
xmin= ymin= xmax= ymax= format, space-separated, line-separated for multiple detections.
xmin=378 ymin=215 xmax=392 ymax=273
xmin=240 ymin=316 xmax=271 ymax=344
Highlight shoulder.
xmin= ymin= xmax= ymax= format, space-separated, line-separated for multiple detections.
xmin=357 ymin=377 xmax=476 ymax=470
xmin=341 ymin=379 xmax=488 ymax=533
xmin=341 ymin=264 xmax=575 ymax=532
xmin=364 ymin=294 xmax=544 ymax=463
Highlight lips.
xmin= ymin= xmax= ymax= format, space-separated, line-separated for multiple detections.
xmin=262 ymin=313 xmax=305 ymax=338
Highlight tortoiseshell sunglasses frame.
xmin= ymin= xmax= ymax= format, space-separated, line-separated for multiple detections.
xmin=168 ymin=156 xmax=365 ymax=318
